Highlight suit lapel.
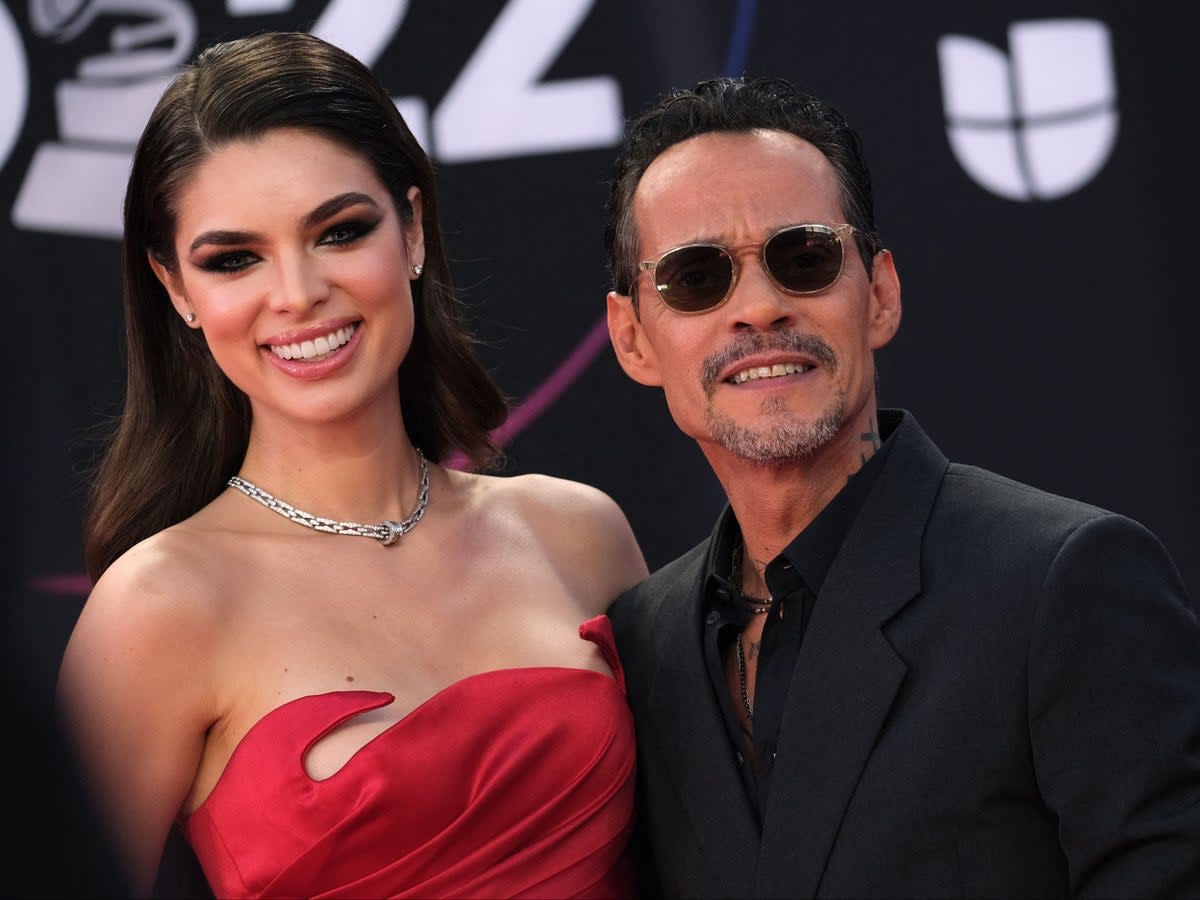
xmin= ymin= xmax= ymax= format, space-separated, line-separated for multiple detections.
xmin=756 ymin=411 xmax=949 ymax=897
xmin=642 ymin=538 xmax=760 ymax=893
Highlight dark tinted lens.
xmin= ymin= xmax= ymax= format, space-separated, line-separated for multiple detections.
xmin=763 ymin=225 xmax=844 ymax=293
xmin=654 ymin=245 xmax=734 ymax=312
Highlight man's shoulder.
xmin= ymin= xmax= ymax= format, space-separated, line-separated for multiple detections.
xmin=608 ymin=539 xmax=709 ymax=629
xmin=617 ymin=539 xmax=709 ymax=602
xmin=881 ymin=409 xmax=1169 ymax=568
xmin=883 ymin=409 xmax=1119 ymax=531
xmin=916 ymin=459 xmax=1186 ymax=591
xmin=939 ymin=460 xmax=1113 ymax=529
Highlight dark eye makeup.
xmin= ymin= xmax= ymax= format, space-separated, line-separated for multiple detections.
xmin=197 ymin=249 xmax=260 ymax=273
xmin=192 ymin=215 xmax=381 ymax=274
xmin=318 ymin=217 xmax=379 ymax=246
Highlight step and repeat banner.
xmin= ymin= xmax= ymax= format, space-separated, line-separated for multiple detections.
xmin=3 ymin=1 xmax=1194 ymax=694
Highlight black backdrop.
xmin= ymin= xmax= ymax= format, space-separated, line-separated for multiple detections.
xmin=2 ymin=1 xmax=1194 ymax=723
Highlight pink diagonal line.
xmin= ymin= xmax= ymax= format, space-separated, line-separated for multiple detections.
xmin=34 ymin=315 xmax=613 ymax=595
xmin=496 ymin=314 xmax=611 ymax=444
xmin=446 ymin=313 xmax=611 ymax=469
xmin=31 ymin=573 xmax=94 ymax=595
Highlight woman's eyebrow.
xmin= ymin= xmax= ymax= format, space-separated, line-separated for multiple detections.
xmin=302 ymin=192 xmax=381 ymax=229
xmin=188 ymin=193 xmax=382 ymax=253
xmin=189 ymin=228 xmax=258 ymax=253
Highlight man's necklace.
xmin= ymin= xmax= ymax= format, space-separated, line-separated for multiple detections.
xmin=226 ymin=449 xmax=430 ymax=546
xmin=731 ymin=540 xmax=772 ymax=721
xmin=735 ymin=632 xmax=755 ymax=722
xmin=731 ymin=542 xmax=773 ymax=614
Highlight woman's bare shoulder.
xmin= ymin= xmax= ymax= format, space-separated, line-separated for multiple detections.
xmin=56 ymin=520 xmax=235 ymax=786
xmin=71 ymin=520 xmax=237 ymax=665
xmin=465 ymin=469 xmax=624 ymax=531
xmin=463 ymin=470 xmax=649 ymax=605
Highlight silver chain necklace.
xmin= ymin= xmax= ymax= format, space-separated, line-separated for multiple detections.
xmin=732 ymin=542 xmax=773 ymax=614
xmin=735 ymin=633 xmax=754 ymax=722
xmin=732 ymin=539 xmax=770 ymax=722
xmin=226 ymin=449 xmax=430 ymax=546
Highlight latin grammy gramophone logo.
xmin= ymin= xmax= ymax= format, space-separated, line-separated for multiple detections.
xmin=7 ymin=0 xmax=623 ymax=240
xmin=12 ymin=0 xmax=197 ymax=239
xmin=938 ymin=18 xmax=1118 ymax=201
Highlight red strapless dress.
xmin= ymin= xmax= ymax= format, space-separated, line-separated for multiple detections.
xmin=182 ymin=616 xmax=636 ymax=899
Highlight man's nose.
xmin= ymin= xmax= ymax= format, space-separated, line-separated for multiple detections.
xmin=723 ymin=255 xmax=796 ymax=331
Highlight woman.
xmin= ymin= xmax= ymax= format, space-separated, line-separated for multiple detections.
xmin=57 ymin=31 xmax=648 ymax=899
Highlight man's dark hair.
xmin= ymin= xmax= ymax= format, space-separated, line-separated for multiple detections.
xmin=603 ymin=75 xmax=880 ymax=303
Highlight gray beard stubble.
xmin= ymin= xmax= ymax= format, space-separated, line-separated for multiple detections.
xmin=700 ymin=331 xmax=847 ymax=463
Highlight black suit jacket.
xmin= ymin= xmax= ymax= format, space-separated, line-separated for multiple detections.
xmin=609 ymin=410 xmax=1200 ymax=899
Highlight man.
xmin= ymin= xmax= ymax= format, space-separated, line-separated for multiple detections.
xmin=604 ymin=75 xmax=1200 ymax=898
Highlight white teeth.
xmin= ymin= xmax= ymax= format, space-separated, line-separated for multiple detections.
xmin=730 ymin=362 xmax=810 ymax=384
xmin=269 ymin=323 xmax=356 ymax=361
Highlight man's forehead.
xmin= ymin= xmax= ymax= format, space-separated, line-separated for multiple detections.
xmin=632 ymin=130 xmax=843 ymax=248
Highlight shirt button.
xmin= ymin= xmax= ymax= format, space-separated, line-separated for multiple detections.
xmin=705 ymin=611 xmax=719 ymax=625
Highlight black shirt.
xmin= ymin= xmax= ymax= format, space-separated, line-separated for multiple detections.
xmin=701 ymin=433 xmax=894 ymax=821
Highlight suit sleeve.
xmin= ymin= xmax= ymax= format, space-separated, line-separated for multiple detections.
xmin=605 ymin=585 xmax=665 ymax=898
xmin=1028 ymin=512 xmax=1200 ymax=898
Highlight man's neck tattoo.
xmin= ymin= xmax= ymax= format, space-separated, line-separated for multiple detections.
xmin=860 ymin=417 xmax=881 ymax=464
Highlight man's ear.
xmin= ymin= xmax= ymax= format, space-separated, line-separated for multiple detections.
xmin=147 ymin=251 xmax=199 ymax=326
xmin=606 ymin=290 xmax=663 ymax=387
xmin=867 ymin=249 xmax=901 ymax=351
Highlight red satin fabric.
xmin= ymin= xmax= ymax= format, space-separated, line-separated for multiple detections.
xmin=183 ymin=616 xmax=637 ymax=899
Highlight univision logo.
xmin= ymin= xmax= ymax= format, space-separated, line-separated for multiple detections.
xmin=938 ymin=19 xmax=1117 ymax=201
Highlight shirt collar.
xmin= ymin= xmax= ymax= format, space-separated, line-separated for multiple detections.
xmin=703 ymin=416 xmax=899 ymax=599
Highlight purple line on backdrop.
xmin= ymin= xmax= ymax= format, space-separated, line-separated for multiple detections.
xmin=722 ymin=0 xmax=758 ymax=78
xmin=32 ymin=574 xmax=94 ymax=595
xmin=445 ymin=317 xmax=612 ymax=470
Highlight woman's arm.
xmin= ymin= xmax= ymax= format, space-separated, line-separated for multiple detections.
xmin=57 ymin=537 xmax=219 ymax=897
